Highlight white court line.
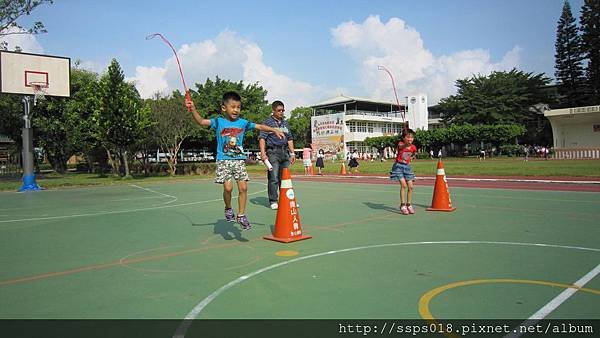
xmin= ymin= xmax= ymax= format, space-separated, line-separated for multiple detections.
xmin=0 ymin=183 xmax=267 ymax=224
xmin=130 ymin=184 xmax=178 ymax=204
xmin=111 ymin=196 xmax=170 ymax=202
xmin=505 ymin=263 xmax=600 ymax=338
xmin=530 ymin=263 xmax=600 ymax=319
xmin=173 ymin=241 xmax=600 ymax=338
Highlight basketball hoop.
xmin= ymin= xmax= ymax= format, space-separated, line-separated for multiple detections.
xmin=29 ymin=81 xmax=48 ymax=105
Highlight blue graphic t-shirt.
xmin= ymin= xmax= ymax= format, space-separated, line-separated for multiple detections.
xmin=210 ymin=117 xmax=256 ymax=160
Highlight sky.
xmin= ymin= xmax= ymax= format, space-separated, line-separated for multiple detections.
xmin=3 ymin=0 xmax=586 ymax=110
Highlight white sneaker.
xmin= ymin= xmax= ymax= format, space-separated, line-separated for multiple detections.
xmin=270 ymin=202 xmax=278 ymax=210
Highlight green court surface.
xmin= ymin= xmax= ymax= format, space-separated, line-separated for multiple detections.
xmin=0 ymin=178 xmax=599 ymax=325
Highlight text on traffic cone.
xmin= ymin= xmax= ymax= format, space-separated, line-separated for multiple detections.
xmin=264 ymin=168 xmax=312 ymax=243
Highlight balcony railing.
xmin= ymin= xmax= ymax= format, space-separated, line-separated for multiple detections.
xmin=553 ymin=147 xmax=600 ymax=159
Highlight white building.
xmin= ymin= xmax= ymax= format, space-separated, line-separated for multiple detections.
xmin=406 ymin=94 xmax=429 ymax=131
xmin=544 ymin=105 xmax=600 ymax=159
xmin=310 ymin=95 xmax=431 ymax=159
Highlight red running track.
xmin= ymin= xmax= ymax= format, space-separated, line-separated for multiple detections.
xmin=293 ymin=174 xmax=600 ymax=192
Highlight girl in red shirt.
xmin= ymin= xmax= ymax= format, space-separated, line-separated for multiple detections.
xmin=390 ymin=129 xmax=417 ymax=215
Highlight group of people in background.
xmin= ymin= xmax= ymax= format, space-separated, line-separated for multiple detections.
xmin=300 ymin=146 xmax=326 ymax=176
xmin=524 ymin=145 xmax=551 ymax=161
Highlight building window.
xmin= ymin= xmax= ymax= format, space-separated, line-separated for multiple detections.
xmin=367 ymin=122 xmax=374 ymax=133
xmin=347 ymin=122 xmax=356 ymax=132
xmin=374 ymin=123 xmax=383 ymax=133
xmin=357 ymin=122 xmax=367 ymax=132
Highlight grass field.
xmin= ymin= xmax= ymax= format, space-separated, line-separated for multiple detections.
xmin=1 ymin=158 xmax=599 ymax=191
xmin=248 ymin=157 xmax=600 ymax=177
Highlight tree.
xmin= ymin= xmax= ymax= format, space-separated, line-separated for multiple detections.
xmin=0 ymin=0 xmax=53 ymax=51
xmin=437 ymin=69 xmax=552 ymax=145
xmin=288 ymin=107 xmax=312 ymax=148
xmin=0 ymin=94 xmax=24 ymax=145
xmin=580 ymin=0 xmax=600 ymax=104
xmin=444 ymin=123 xmax=477 ymax=153
xmin=147 ymin=94 xmax=195 ymax=176
xmin=366 ymin=124 xmax=526 ymax=157
xmin=363 ymin=135 xmax=397 ymax=154
xmin=32 ymin=68 xmax=102 ymax=173
xmin=554 ymin=0 xmax=586 ymax=107
xmin=97 ymin=59 xmax=151 ymax=177
xmin=32 ymin=95 xmax=72 ymax=174
xmin=65 ymin=67 xmax=106 ymax=174
xmin=477 ymin=124 xmax=527 ymax=149
xmin=189 ymin=76 xmax=270 ymax=150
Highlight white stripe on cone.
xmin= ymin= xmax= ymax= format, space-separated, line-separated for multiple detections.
xmin=280 ymin=179 xmax=293 ymax=189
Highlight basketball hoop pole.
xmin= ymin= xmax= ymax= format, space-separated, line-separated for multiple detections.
xmin=1 ymin=50 xmax=69 ymax=191
xmin=19 ymin=96 xmax=42 ymax=192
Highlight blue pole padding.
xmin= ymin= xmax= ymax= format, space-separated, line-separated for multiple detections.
xmin=18 ymin=173 xmax=42 ymax=192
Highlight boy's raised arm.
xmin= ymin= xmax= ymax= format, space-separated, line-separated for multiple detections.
xmin=186 ymin=99 xmax=211 ymax=127
xmin=255 ymin=124 xmax=285 ymax=139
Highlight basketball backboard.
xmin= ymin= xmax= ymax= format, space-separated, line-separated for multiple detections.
xmin=0 ymin=50 xmax=70 ymax=97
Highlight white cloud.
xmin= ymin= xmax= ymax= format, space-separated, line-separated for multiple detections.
xmin=129 ymin=66 xmax=168 ymax=98
xmin=242 ymin=41 xmax=320 ymax=110
xmin=0 ymin=26 xmax=44 ymax=53
xmin=131 ymin=16 xmax=521 ymax=109
xmin=131 ymin=30 xmax=325 ymax=110
xmin=331 ymin=15 xmax=521 ymax=104
xmin=76 ymin=59 xmax=110 ymax=74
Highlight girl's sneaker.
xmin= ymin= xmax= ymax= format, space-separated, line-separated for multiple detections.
xmin=407 ymin=205 xmax=415 ymax=214
xmin=237 ymin=215 xmax=252 ymax=230
xmin=400 ymin=205 xmax=409 ymax=215
xmin=224 ymin=208 xmax=235 ymax=222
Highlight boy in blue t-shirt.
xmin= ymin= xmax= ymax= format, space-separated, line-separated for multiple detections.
xmin=187 ymin=91 xmax=284 ymax=230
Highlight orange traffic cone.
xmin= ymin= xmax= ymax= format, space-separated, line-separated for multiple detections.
xmin=426 ymin=159 xmax=456 ymax=212
xmin=340 ymin=162 xmax=347 ymax=175
xmin=309 ymin=164 xmax=314 ymax=176
xmin=264 ymin=168 xmax=312 ymax=243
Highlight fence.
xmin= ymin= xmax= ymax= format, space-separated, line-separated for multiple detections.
xmin=0 ymin=152 xmax=21 ymax=176
xmin=553 ymin=147 xmax=600 ymax=159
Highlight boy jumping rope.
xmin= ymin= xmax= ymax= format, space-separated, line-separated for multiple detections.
xmin=186 ymin=91 xmax=285 ymax=230
xmin=390 ymin=128 xmax=417 ymax=215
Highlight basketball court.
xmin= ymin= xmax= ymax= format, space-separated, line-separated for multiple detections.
xmin=1 ymin=177 xmax=598 ymax=336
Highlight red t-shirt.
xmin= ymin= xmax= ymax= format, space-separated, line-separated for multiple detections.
xmin=395 ymin=142 xmax=417 ymax=164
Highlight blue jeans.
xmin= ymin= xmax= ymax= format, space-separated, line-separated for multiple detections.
xmin=266 ymin=148 xmax=290 ymax=203
xmin=390 ymin=162 xmax=415 ymax=181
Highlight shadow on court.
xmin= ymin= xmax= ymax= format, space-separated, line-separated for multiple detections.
xmin=250 ymin=196 xmax=270 ymax=208
xmin=191 ymin=219 xmax=250 ymax=242
xmin=363 ymin=201 xmax=402 ymax=214
xmin=213 ymin=220 xmax=249 ymax=242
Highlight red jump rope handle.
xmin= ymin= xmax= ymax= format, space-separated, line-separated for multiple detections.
xmin=184 ymin=91 xmax=193 ymax=112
